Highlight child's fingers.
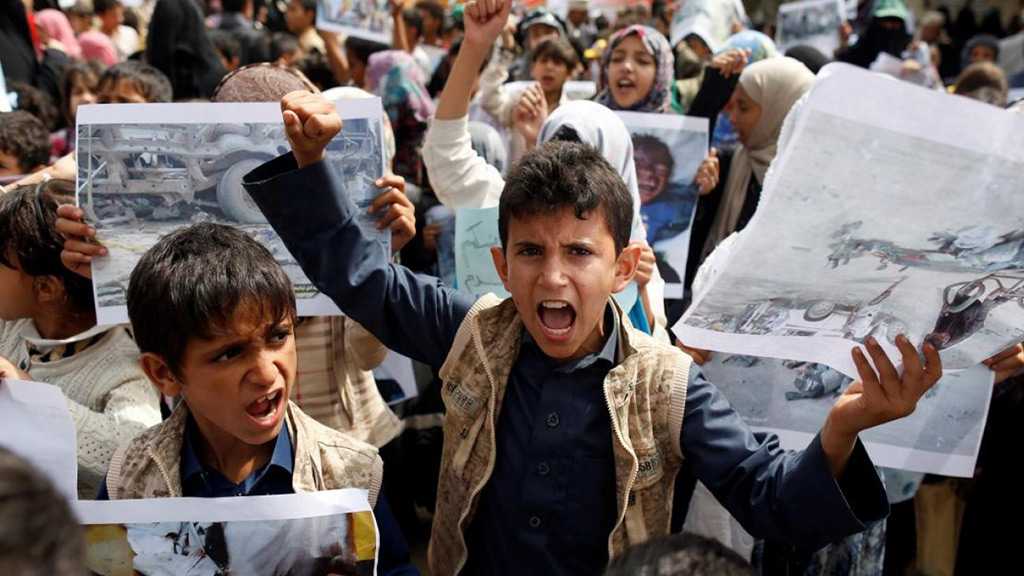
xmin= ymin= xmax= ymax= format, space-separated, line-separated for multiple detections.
xmin=56 ymin=203 xmax=85 ymax=221
xmin=852 ymin=345 xmax=886 ymax=402
xmin=61 ymin=250 xmax=94 ymax=279
xmin=64 ymin=238 xmax=107 ymax=257
xmin=922 ymin=340 xmax=942 ymax=387
xmin=375 ymin=174 xmax=406 ymax=193
xmin=983 ymin=343 xmax=1023 ymax=366
xmin=893 ymin=334 xmax=924 ymax=396
xmin=283 ymin=110 xmax=304 ymax=142
xmin=369 ymin=188 xmax=401 ymax=213
xmin=55 ymin=216 xmax=97 ymax=241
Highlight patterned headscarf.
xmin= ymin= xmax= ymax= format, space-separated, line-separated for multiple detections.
xmin=595 ymin=25 xmax=675 ymax=113
xmin=365 ymin=50 xmax=435 ymax=125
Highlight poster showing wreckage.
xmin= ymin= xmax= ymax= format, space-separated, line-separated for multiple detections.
xmin=700 ymin=355 xmax=994 ymax=477
xmin=78 ymin=490 xmax=378 ymax=576
xmin=619 ymin=112 xmax=707 ymax=310
xmin=675 ymin=64 xmax=1024 ymax=378
xmin=775 ymin=0 xmax=845 ymax=56
xmin=76 ymin=100 xmax=387 ymax=325
xmin=317 ymin=0 xmax=392 ymax=44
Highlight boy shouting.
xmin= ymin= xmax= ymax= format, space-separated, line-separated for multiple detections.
xmin=244 ymin=88 xmax=941 ymax=575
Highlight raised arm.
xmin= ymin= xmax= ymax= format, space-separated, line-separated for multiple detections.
xmin=243 ymin=92 xmax=474 ymax=368
xmin=422 ymin=0 xmax=511 ymax=209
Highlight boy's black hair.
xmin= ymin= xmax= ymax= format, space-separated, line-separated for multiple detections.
xmin=294 ymin=50 xmax=339 ymax=91
xmin=222 ymin=0 xmax=247 ymax=12
xmin=97 ymin=61 xmax=173 ymax=103
xmin=631 ymin=134 xmax=674 ymax=176
xmin=415 ymin=0 xmax=445 ymax=24
xmin=604 ymin=532 xmax=752 ymax=576
xmin=9 ymin=82 xmax=60 ymax=131
xmin=427 ymin=37 xmax=491 ymax=96
xmin=298 ymin=0 xmax=316 ymax=13
xmin=93 ymin=0 xmax=121 ymax=14
xmin=127 ymin=223 xmax=296 ymax=375
xmin=209 ymin=29 xmax=242 ymax=66
xmin=269 ymin=31 xmax=300 ymax=61
xmin=0 ymin=447 xmax=85 ymax=576
xmin=344 ymin=36 xmax=389 ymax=66
xmin=402 ymin=8 xmax=423 ymax=35
xmin=0 ymin=111 xmax=52 ymax=174
xmin=530 ymin=37 xmax=579 ymax=70
xmin=499 ymin=141 xmax=633 ymax=254
xmin=0 ymin=180 xmax=93 ymax=314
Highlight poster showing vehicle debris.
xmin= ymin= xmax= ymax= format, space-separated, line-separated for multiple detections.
xmin=700 ymin=355 xmax=993 ymax=477
xmin=77 ymin=489 xmax=378 ymax=576
xmin=675 ymin=64 xmax=1024 ymax=378
xmin=775 ymin=0 xmax=845 ymax=56
xmin=316 ymin=0 xmax=392 ymax=44
xmin=76 ymin=100 xmax=387 ymax=325
xmin=618 ymin=112 xmax=707 ymax=306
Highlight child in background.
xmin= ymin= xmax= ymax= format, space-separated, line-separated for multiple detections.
xmin=478 ymin=36 xmax=578 ymax=163
xmin=95 ymin=61 xmax=173 ymax=104
xmin=284 ymin=0 xmax=324 ymax=55
xmin=0 ymin=181 xmax=161 ymax=498
xmin=0 ymin=112 xmax=52 ymax=180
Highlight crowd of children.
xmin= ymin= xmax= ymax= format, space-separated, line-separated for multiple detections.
xmin=2 ymin=0 xmax=1024 ymax=574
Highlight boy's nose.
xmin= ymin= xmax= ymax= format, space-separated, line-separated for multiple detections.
xmin=538 ymin=257 xmax=569 ymax=288
xmin=247 ymin=350 xmax=281 ymax=387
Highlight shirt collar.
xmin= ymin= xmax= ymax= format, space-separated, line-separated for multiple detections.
xmin=522 ymin=302 xmax=620 ymax=374
xmin=18 ymin=321 xmax=111 ymax=350
xmin=181 ymin=412 xmax=294 ymax=488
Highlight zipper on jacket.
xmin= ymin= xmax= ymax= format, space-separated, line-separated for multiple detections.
xmin=604 ymin=373 xmax=639 ymax=562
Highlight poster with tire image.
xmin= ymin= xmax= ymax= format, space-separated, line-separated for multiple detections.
xmin=76 ymin=99 xmax=387 ymax=324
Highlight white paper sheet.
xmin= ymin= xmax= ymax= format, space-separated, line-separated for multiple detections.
xmin=0 ymin=61 xmax=11 ymax=113
xmin=77 ymin=489 xmax=378 ymax=576
xmin=76 ymin=100 xmax=387 ymax=325
xmin=316 ymin=0 xmax=393 ymax=44
xmin=618 ymin=112 xmax=707 ymax=308
xmin=700 ymin=356 xmax=993 ymax=477
xmin=676 ymin=64 xmax=1024 ymax=377
xmin=373 ymin=350 xmax=419 ymax=405
xmin=999 ymin=32 xmax=1024 ymax=78
xmin=0 ymin=379 xmax=77 ymax=501
xmin=775 ymin=0 xmax=845 ymax=56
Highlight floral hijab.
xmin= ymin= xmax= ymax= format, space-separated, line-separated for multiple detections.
xmin=366 ymin=50 xmax=435 ymax=125
xmin=596 ymin=25 xmax=675 ymax=113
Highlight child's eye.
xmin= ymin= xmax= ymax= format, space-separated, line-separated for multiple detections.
xmin=214 ymin=346 xmax=245 ymax=363
xmin=269 ymin=328 xmax=292 ymax=343
xmin=569 ymin=246 xmax=593 ymax=256
xmin=518 ymin=247 xmax=542 ymax=257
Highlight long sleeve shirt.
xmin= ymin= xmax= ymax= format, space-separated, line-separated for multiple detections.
xmin=244 ymin=155 xmax=889 ymax=574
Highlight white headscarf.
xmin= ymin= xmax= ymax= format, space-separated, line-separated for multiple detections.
xmin=538 ymin=100 xmax=644 ymax=242
xmin=704 ymin=57 xmax=814 ymax=256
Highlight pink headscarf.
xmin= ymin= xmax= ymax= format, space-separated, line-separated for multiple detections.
xmin=35 ymin=9 xmax=82 ymax=60
xmin=78 ymin=31 xmax=119 ymax=66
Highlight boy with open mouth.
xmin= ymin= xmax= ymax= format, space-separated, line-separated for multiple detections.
xmin=243 ymin=81 xmax=942 ymax=575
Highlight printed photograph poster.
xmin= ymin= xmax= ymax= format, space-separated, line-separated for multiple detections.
xmin=700 ymin=356 xmax=994 ymax=477
xmin=77 ymin=489 xmax=378 ymax=576
xmin=676 ymin=64 xmax=1024 ymax=378
xmin=618 ymin=111 xmax=708 ymax=303
xmin=775 ymin=0 xmax=845 ymax=55
xmin=317 ymin=0 xmax=393 ymax=44
xmin=76 ymin=100 xmax=387 ymax=325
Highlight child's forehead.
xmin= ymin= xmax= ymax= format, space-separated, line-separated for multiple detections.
xmin=195 ymin=301 xmax=293 ymax=341
xmin=508 ymin=205 xmax=612 ymax=241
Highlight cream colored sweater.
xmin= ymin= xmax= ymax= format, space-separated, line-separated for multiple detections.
xmin=0 ymin=319 xmax=162 ymax=499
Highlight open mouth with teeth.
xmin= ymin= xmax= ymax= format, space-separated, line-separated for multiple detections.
xmin=615 ymin=78 xmax=636 ymax=90
xmin=245 ymin=389 xmax=284 ymax=427
xmin=537 ymin=300 xmax=577 ymax=341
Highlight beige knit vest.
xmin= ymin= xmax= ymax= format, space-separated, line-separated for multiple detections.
xmin=428 ymin=295 xmax=691 ymax=575
xmin=105 ymin=400 xmax=383 ymax=506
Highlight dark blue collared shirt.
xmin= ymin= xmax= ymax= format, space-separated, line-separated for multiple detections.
xmin=97 ymin=412 xmax=417 ymax=575
xmin=463 ymin=307 xmax=621 ymax=575
xmin=245 ymin=154 xmax=888 ymax=576
xmin=180 ymin=414 xmax=295 ymax=497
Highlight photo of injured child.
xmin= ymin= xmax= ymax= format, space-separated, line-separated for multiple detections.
xmin=83 ymin=512 xmax=378 ymax=576
xmin=619 ymin=112 xmax=708 ymax=302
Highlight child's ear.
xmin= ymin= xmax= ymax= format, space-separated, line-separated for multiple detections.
xmin=139 ymin=353 xmax=183 ymax=398
xmin=613 ymin=243 xmax=642 ymax=293
xmin=32 ymin=276 xmax=65 ymax=306
xmin=490 ymin=246 xmax=511 ymax=292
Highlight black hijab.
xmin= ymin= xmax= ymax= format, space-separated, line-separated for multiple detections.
xmin=146 ymin=0 xmax=227 ymax=100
